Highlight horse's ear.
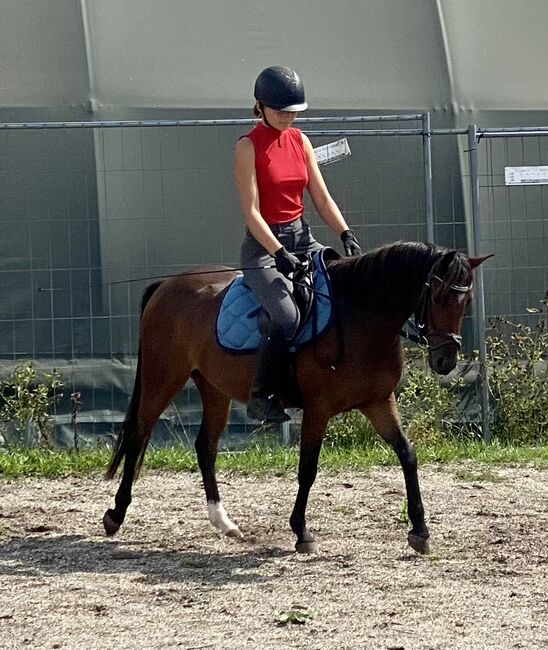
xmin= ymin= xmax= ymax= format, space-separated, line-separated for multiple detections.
xmin=469 ymin=253 xmax=494 ymax=269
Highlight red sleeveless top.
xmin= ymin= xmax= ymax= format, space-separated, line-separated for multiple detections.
xmin=242 ymin=122 xmax=308 ymax=225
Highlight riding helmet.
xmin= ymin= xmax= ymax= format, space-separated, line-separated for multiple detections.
xmin=254 ymin=66 xmax=308 ymax=112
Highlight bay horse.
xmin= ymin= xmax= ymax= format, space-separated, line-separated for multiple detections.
xmin=103 ymin=241 xmax=489 ymax=555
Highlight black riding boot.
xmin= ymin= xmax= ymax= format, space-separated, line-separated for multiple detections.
xmin=247 ymin=329 xmax=291 ymax=424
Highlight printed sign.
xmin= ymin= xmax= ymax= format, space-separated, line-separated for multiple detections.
xmin=505 ymin=166 xmax=548 ymax=186
xmin=314 ymin=138 xmax=351 ymax=166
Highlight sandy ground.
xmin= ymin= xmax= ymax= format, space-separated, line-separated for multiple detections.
xmin=0 ymin=463 xmax=547 ymax=650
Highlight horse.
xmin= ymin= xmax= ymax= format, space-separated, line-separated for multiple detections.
xmin=103 ymin=241 xmax=490 ymax=555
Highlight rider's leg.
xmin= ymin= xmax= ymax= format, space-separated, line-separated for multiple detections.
xmin=247 ymin=326 xmax=291 ymax=424
xmin=241 ymin=229 xmax=300 ymax=424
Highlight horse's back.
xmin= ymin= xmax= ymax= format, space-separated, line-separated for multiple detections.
xmin=144 ymin=266 xmax=237 ymax=312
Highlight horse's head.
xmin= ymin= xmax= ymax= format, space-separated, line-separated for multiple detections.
xmin=417 ymin=251 xmax=492 ymax=375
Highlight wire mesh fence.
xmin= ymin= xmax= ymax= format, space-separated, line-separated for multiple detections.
xmin=0 ymin=114 xmax=434 ymax=445
xmin=479 ymin=133 xmax=548 ymax=324
xmin=0 ymin=116 xmax=546 ymax=445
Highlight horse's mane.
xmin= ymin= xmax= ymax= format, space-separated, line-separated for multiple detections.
xmin=327 ymin=241 xmax=471 ymax=312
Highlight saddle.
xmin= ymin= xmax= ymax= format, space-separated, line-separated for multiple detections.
xmin=216 ymin=247 xmax=340 ymax=354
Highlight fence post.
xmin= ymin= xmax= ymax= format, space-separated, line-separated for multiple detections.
xmin=422 ymin=112 xmax=434 ymax=242
xmin=467 ymin=125 xmax=491 ymax=441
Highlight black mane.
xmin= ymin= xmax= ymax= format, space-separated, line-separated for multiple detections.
xmin=327 ymin=241 xmax=471 ymax=314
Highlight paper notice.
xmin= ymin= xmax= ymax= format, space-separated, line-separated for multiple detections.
xmin=314 ymin=138 xmax=351 ymax=166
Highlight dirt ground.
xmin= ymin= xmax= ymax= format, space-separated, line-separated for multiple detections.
xmin=1 ymin=463 xmax=547 ymax=650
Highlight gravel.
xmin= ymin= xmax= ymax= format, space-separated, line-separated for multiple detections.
xmin=1 ymin=463 xmax=547 ymax=649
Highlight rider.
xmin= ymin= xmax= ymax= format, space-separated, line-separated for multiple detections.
xmin=234 ymin=65 xmax=362 ymax=424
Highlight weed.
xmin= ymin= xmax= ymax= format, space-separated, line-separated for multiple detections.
xmin=275 ymin=608 xmax=315 ymax=626
xmin=398 ymin=498 xmax=409 ymax=525
xmin=325 ymin=410 xmax=380 ymax=449
xmin=397 ymin=348 xmax=465 ymax=444
xmin=0 ymin=361 xmax=63 ymax=448
xmin=487 ymin=303 xmax=548 ymax=444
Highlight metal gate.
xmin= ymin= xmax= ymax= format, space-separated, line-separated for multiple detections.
xmin=0 ymin=114 xmax=434 ymax=445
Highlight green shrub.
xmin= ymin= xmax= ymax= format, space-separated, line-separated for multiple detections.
xmin=0 ymin=361 xmax=64 ymax=448
xmin=487 ymin=307 xmax=548 ymax=444
xmin=396 ymin=349 xmax=465 ymax=444
xmin=325 ymin=409 xmax=379 ymax=449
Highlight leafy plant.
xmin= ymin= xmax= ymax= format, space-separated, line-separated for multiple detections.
xmin=325 ymin=410 xmax=379 ymax=449
xmin=0 ymin=361 xmax=64 ymax=448
xmin=486 ymin=298 xmax=548 ymax=444
xmin=275 ymin=607 xmax=316 ymax=626
xmin=397 ymin=349 xmax=464 ymax=443
xmin=397 ymin=498 xmax=409 ymax=525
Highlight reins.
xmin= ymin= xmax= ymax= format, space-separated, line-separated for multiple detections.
xmin=36 ymin=258 xmax=472 ymax=353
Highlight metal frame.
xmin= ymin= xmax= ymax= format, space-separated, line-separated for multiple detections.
xmin=0 ymin=113 xmax=435 ymax=241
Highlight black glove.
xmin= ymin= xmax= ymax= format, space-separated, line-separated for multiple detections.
xmin=340 ymin=229 xmax=362 ymax=256
xmin=274 ymin=246 xmax=301 ymax=278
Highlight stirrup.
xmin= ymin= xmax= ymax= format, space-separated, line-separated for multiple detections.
xmin=247 ymin=394 xmax=290 ymax=425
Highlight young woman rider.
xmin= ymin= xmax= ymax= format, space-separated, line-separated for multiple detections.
xmin=234 ymin=65 xmax=361 ymax=424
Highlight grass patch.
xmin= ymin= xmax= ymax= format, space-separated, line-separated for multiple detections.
xmin=1 ymin=440 xmax=548 ymax=479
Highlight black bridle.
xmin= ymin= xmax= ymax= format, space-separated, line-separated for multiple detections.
xmin=408 ymin=272 xmax=473 ymax=352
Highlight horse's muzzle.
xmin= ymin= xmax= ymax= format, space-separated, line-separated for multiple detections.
xmin=427 ymin=331 xmax=462 ymax=375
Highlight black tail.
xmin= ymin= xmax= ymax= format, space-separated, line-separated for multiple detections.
xmin=105 ymin=281 xmax=163 ymax=480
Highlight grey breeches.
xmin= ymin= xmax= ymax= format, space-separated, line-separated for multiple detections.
xmin=240 ymin=217 xmax=323 ymax=341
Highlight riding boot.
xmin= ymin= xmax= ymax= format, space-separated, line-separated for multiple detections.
xmin=247 ymin=329 xmax=291 ymax=424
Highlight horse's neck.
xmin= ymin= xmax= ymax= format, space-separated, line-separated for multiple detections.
xmin=329 ymin=255 xmax=428 ymax=326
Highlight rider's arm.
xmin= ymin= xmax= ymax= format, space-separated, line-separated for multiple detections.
xmin=302 ymin=133 xmax=350 ymax=236
xmin=234 ymin=137 xmax=283 ymax=256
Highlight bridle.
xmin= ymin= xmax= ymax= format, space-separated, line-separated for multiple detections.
xmin=411 ymin=271 xmax=473 ymax=352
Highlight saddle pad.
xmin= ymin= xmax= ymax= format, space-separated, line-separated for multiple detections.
xmin=216 ymin=248 xmax=334 ymax=353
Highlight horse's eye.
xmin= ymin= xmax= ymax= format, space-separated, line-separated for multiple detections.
xmin=432 ymin=287 xmax=450 ymax=305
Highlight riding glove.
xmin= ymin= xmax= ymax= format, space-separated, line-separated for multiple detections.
xmin=274 ymin=246 xmax=302 ymax=278
xmin=340 ymin=229 xmax=362 ymax=256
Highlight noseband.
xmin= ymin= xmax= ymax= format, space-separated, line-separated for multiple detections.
xmin=414 ymin=273 xmax=473 ymax=352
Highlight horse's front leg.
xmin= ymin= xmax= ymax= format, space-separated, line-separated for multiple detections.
xmin=361 ymin=394 xmax=430 ymax=555
xmin=289 ymin=407 xmax=329 ymax=553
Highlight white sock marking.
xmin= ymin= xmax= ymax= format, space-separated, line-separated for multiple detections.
xmin=207 ymin=501 xmax=242 ymax=536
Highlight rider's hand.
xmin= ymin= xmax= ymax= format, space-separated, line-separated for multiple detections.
xmin=340 ymin=229 xmax=362 ymax=256
xmin=274 ymin=246 xmax=302 ymax=278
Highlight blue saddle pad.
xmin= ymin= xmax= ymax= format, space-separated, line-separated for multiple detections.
xmin=216 ymin=248 xmax=335 ymax=353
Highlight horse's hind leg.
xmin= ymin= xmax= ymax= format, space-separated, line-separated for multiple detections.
xmin=103 ymin=432 xmax=140 ymax=535
xmin=104 ymin=355 xmax=192 ymax=536
xmin=193 ymin=372 xmax=242 ymax=538
xmin=361 ymin=394 xmax=430 ymax=555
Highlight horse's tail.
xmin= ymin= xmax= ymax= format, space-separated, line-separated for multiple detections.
xmin=105 ymin=281 xmax=163 ymax=480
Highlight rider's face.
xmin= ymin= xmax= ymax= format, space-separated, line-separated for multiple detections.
xmin=262 ymin=106 xmax=298 ymax=131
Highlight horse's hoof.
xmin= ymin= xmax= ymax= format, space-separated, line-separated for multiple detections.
xmin=295 ymin=540 xmax=317 ymax=554
xmin=408 ymin=532 xmax=430 ymax=555
xmin=226 ymin=527 xmax=244 ymax=539
xmin=103 ymin=510 xmax=121 ymax=537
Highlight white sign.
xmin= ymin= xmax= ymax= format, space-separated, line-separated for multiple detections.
xmin=505 ymin=166 xmax=548 ymax=186
xmin=314 ymin=138 xmax=351 ymax=166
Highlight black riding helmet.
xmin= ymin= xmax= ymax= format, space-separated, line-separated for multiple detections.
xmin=254 ymin=66 xmax=308 ymax=112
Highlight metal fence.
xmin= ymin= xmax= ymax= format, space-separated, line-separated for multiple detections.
xmin=0 ymin=115 xmax=546 ymax=444
xmin=0 ymin=114 xmax=436 ymax=444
